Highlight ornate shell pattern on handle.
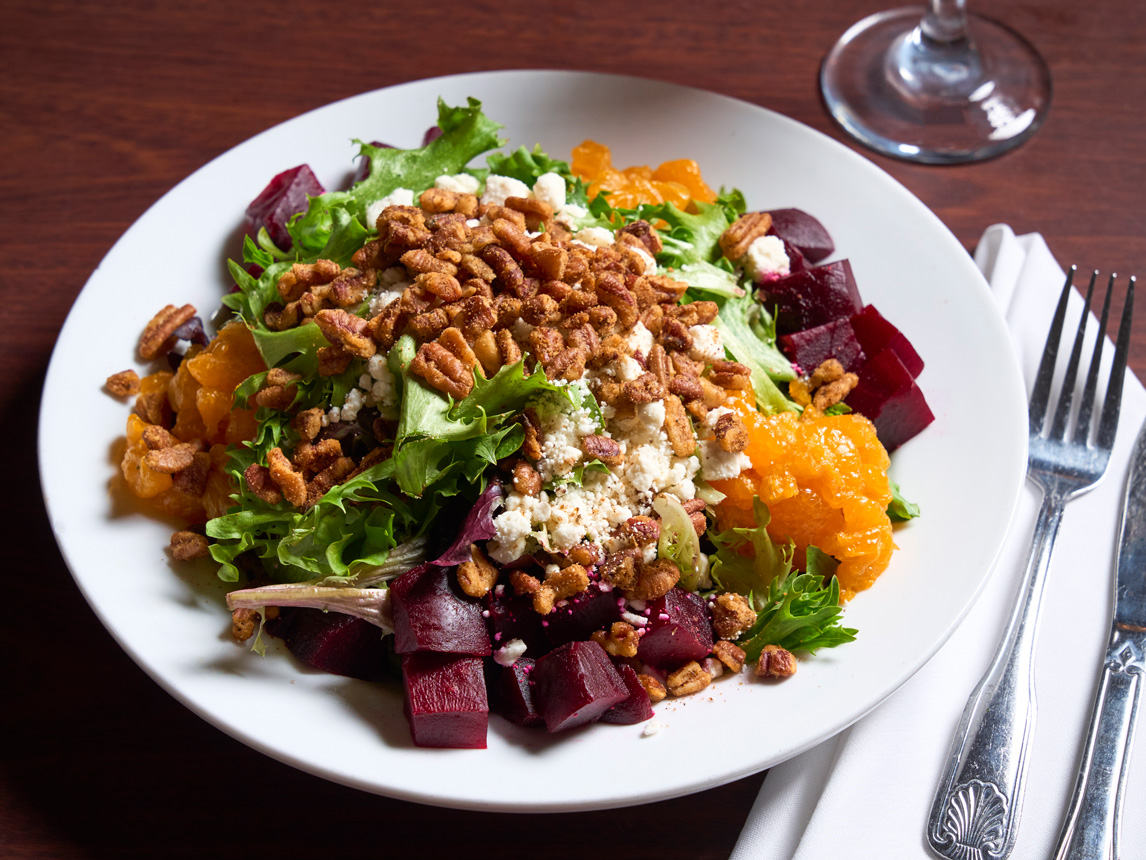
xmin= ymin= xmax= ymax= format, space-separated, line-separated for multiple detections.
xmin=931 ymin=779 xmax=1008 ymax=860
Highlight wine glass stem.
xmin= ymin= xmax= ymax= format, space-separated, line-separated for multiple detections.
xmin=923 ymin=0 xmax=969 ymax=44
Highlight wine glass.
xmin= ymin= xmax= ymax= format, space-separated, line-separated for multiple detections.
xmin=820 ymin=1 xmax=1052 ymax=164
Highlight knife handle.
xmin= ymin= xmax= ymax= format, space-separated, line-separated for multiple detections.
xmin=927 ymin=492 xmax=1067 ymax=860
xmin=1052 ymin=629 xmax=1145 ymax=860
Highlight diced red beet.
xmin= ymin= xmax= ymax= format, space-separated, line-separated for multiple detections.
xmin=767 ymin=208 xmax=835 ymax=264
xmin=544 ymin=585 xmax=623 ymax=649
xmin=850 ymin=304 xmax=925 ymax=378
xmin=402 ymin=653 xmax=488 ymax=748
xmin=599 ymin=663 xmax=654 ymax=725
xmin=493 ymin=658 xmax=544 ymax=727
xmin=483 ymin=590 xmax=550 ymax=657
xmin=532 ymin=641 xmax=628 ymax=733
xmin=846 ymin=348 xmax=935 ymax=451
xmin=779 ymin=237 xmax=808 ymax=274
xmin=759 ymin=260 xmax=864 ymax=334
xmin=390 ymin=564 xmax=491 ymax=656
xmin=637 ymin=588 xmax=714 ymax=670
xmin=245 ymin=165 xmax=325 ymax=252
xmin=777 ymin=317 xmax=866 ymax=375
xmin=279 ymin=609 xmax=389 ymax=681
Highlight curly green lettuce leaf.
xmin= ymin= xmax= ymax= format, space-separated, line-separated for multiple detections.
xmin=887 ymin=480 xmax=921 ymax=521
xmin=709 ymin=497 xmax=794 ymax=607
xmin=486 ymin=145 xmax=571 ymax=186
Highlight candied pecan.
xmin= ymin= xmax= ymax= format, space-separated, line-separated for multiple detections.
xmin=659 ymin=318 xmax=693 ymax=353
xmin=307 ymin=456 xmax=357 ymax=503
xmin=266 ymin=447 xmax=308 ymax=507
xmin=544 ymin=347 xmax=587 ymax=382
xmin=600 ymin=548 xmax=641 ymax=591
xmin=409 ymin=341 xmax=473 ymax=399
xmin=505 ymin=196 xmax=553 ymax=230
xmin=640 ymin=302 xmax=664 ymax=335
xmin=668 ymin=300 xmax=719 ymax=327
xmin=252 ymin=384 xmax=296 ymax=411
xmin=809 ymin=358 xmax=845 ymax=387
xmin=293 ymin=438 xmax=342 ymax=475
xmin=708 ymin=359 xmax=751 ymax=390
xmin=624 ymin=372 xmax=666 ymax=404
xmin=170 ymin=530 xmax=209 ymax=561
xmin=460 ymin=252 xmax=496 ymax=283
xmin=586 ymin=344 xmax=624 ymax=372
xmin=510 ymin=570 xmax=541 ymax=596
xmin=645 ymin=343 xmax=669 ymax=387
xmin=521 ymin=408 xmax=542 ymax=461
xmin=617 ymin=219 xmax=663 ymax=255
xmin=560 ymin=287 xmax=598 ymax=315
xmin=438 ymin=326 xmax=479 ymax=370
xmin=530 ymin=243 xmax=567 ymax=281
xmin=317 ymin=344 xmax=354 ymax=376
xmin=264 ymin=301 xmax=301 ymax=332
xmin=141 ymin=424 xmax=175 ymax=450
xmin=512 ymin=460 xmax=542 ymax=496
xmin=638 ymin=673 xmax=668 ymax=702
xmin=482 ymin=244 xmax=526 ymax=295
xmin=139 ymin=304 xmax=197 ymax=360
xmin=663 ymin=394 xmax=697 ymax=458
xmin=144 ymin=443 xmax=197 ymax=474
xmin=277 ymin=260 xmax=339 ymax=302
xmin=314 ymin=309 xmax=376 ymax=359
xmin=472 ymin=329 xmax=501 ymax=378
xmin=469 ymin=223 xmax=498 ymax=251
xmin=567 ymin=543 xmax=602 ymax=567
xmin=292 ymin=408 xmax=324 ymax=442
xmin=454 ymin=193 xmax=479 ymax=218
xmin=366 ymin=301 xmax=407 ymax=350
xmin=415 ymin=270 xmax=463 ymax=302
xmin=682 ymin=498 xmax=708 ymax=535
xmin=298 ymin=284 xmax=333 ymax=318
xmin=244 ymin=463 xmax=282 ymax=504
xmin=352 ymin=238 xmax=390 ymax=271
xmin=565 ymin=323 xmax=600 ymax=355
xmin=719 ymin=211 xmax=772 ymax=262
xmin=329 ymin=268 xmax=375 ymax=307
xmin=668 ymin=375 xmax=703 ymax=402
xmin=483 ymin=204 xmax=527 ymax=229
xmin=712 ymin=592 xmax=758 ymax=639
xmin=231 ymin=607 xmax=260 ymax=642
xmin=521 ymin=294 xmax=561 ymax=326
xmin=492 ymin=294 xmax=523 ymax=330
xmin=401 ymin=248 xmax=457 ymax=277
xmin=105 ymin=369 xmax=141 ymax=397
xmin=593 ymin=271 xmax=639 ymax=327
xmin=617 ymin=242 xmax=653 ymax=277
xmin=813 ymin=373 xmax=859 ymax=411
xmin=457 ymin=545 xmax=500 ymax=599
xmin=132 ymin=388 xmax=170 ymax=426
xmin=409 ymin=307 xmax=450 ymax=341
xmin=591 ymin=622 xmax=640 ymax=658
xmin=619 ymin=515 xmax=660 ymax=546
xmin=713 ymin=640 xmax=747 ymax=673
xmin=757 ymin=644 xmax=797 ymax=679
xmin=399 ymin=284 xmax=434 ymax=315
xmin=527 ymin=326 xmax=564 ymax=366
xmin=713 ymin=412 xmax=749 ymax=453
xmin=496 ymin=328 xmax=523 ymax=366
xmin=587 ymin=305 xmax=618 ymax=333
xmin=581 ymin=433 xmax=623 ymax=467
xmin=643 ymin=274 xmax=688 ymax=304
xmin=491 ymin=217 xmax=532 ymax=259
xmin=667 ymin=661 xmax=712 ymax=697
xmin=419 ymin=187 xmax=458 ymax=213
xmin=451 ymin=295 xmax=495 ymax=340
xmin=626 ymin=558 xmax=680 ymax=601
xmin=172 ymin=451 xmax=211 ymax=497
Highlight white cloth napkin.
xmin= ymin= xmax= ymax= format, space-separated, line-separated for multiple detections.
xmin=732 ymin=225 xmax=1146 ymax=859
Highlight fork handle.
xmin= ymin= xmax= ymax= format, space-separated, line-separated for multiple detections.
xmin=1051 ymin=629 xmax=1145 ymax=860
xmin=926 ymin=489 xmax=1066 ymax=860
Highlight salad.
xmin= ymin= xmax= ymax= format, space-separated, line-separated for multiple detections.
xmin=108 ymin=98 xmax=932 ymax=748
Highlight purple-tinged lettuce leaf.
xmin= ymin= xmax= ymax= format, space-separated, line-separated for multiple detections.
xmin=432 ymin=481 xmax=504 ymax=566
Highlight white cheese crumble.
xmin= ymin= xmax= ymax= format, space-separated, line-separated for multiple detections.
xmin=744 ymin=234 xmax=790 ymax=280
xmin=697 ymin=440 xmax=752 ymax=481
xmin=364 ymin=188 xmax=414 ymax=228
xmin=493 ymin=638 xmax=528 ymax=667
xmin=339 ymin=388 xmax=366 ymax=423
xmin=689 ymin=324 xmax=724 ymax=363
xmin=480 ymin=174 xmax=531 ymax=207
xmin=627 ymin=322 xmax=655 ymax=357
xmin=574 ymin=226 xmax=615 ymax=247
xmin=631 ymin=244 xmax=657 ymax=275
xmin=554 ymin=202 xmax=588 ymax=229
xmin=641 ymin=719 xmax=661 ymax=738
xmin=532 ymin=172 xmax=567 ymax=211
xmin=434 ymin=173 xmax=480 ymax=195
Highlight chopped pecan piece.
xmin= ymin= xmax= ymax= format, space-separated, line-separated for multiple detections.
xmin=617 ymin=219 xmax=663 ymax=255
xmin=600 ymin=548 xmax=641 ymax=591
xmin=812 ymin=373 xmax=858 ymax=412
xmin=400 ymin=248 xmax=457 ymax=277
xmin=314 ymin=309 xmax=377 ymax=359
xmin=456 ymin=544 xmax=500 ymax=598
xmin=512 ymin=459 xmax=542 ymax=496
xmin=521 ymin=294 xmax=561 ymax=326
xmin=712 ymin=592 xmax=758 ymax=639
xmin=139 ymin=304 xmax=197 ymax=360
xmin=626 ymin=558 xmax=680 ymax=601
xmin=713 ymin=411 xmax=749 ymax=453
xmin=317 ymin=344 xmax=354 ymax=376
xmin=623 ymin=372 xmax=666 ymax=404
xmin=409 ymin=341 xmax=474 ymax=399
xmin=593 ymin=271 xmax=639 ymax=328
xmin=416 ymin=271 xmax=463 ymax=302
xmin=243 ymin=463 xmax=282 ymax=505
xmin=509 ymin=570 xmax=541 ymax=596
xmin=521 ymin=407 xmax=542 ymax=461
xmin=756 ymin=644 xmax=797 ymax=678
xmin=668 ymin=375 xmax=703 ymax=402
xmin=144 ymin=443 xmax=197 ymax=474
xmin=170 ymin=530 xmax=209 ymax=561
xmin=472 ymin=329 xmax=502 ymax=378
xmin=667 ymin=661 xmax=712 ymax=697
xmin=619 ymin=515 xmax=660 ymax=547
xmin=292 ymin=408 xmax=324 ymax=442
xmin=708 ymin=359 xmax=751 ymax=390
xmin=252 ymin=384 xmax=297 ymax=411
xmin=581 ymin=433 xmax=623 ymax=467
xmin=530 ymin=243 xmax=567 ymax=281
xmin=659 ymin=318 xmax=693 ymax=353
xmin=482 ymin=244 xmax=526 ymax=295
xmin=567 ymin=543 xmax=602 ymax=568
xmin=719 ymin=211 xmax=772 ymax=262
xmin=638 ymin=673 xmax=668 ymax=702
xmin=591 ymin=622 xmax=640 ymax=658
xmin=663 ymin=394 xmax=697 ymax=458
xmin=505 ymin=195 xmax=553 ymax=230
xmin=293 ymin=438 xmax=342 ymax=475
xmin=105 ymin=369 xmax=141 ymax=397
xmin=277 ymin=259 xmax=341 ymax=302
xmin=231 ymin=607 xmax=260 ymax=642
xmin=712 ymin=640 xmax=747 ymax=673
xmin=172 ymin=451 xmax=211 ymax=497
xmin=266 ymin=447 xmax=308 ymax=507
xmin=141 ymin=424 xmax=176 ymax=450
xmin=418 ymin=187 xmax=458 ymax=213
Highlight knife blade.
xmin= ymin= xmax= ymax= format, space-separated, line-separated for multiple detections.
xmin=1052 ymin=418 xmax=1146 ymax=860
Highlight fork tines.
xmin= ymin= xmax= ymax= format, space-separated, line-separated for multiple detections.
xmin=1029 ymin=266 xmax=1136 ymax=446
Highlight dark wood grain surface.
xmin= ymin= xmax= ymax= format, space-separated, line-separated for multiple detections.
xmin=2 ymin=1 xmax=1143 ymax=857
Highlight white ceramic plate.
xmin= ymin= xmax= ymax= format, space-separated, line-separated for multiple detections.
xmin=39 ymin=70 xmax=1028 ymax=811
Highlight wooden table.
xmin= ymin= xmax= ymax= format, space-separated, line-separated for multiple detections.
xmin=2 ymin=1 xmax=1142 ymax=857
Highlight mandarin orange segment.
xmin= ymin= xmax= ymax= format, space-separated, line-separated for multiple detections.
xmin=571 ymin=140 xmax=613 ymax=179
xmin=652 ymin=159 xmax=717 ymax=204
xmin=186 ymin=322 xmax=263 ymax=391
xmin=713 ymin=395 xmax=895 ymax=600
xmin=196 ymin=386 xmax=233 ymax=439
xmin=572 ymin=140 xmax=717 ymax=213
xmin=651 ymin=180 xmax=691 ymax=211
xmin=122 ymin=414 xmax=173 ymax=498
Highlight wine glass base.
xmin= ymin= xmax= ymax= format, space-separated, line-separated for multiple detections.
xmin=820 ymin=7 xmax=1052 ymax=164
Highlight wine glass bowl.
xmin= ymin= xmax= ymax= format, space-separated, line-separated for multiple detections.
xmin=821 ymin=5 xmax=1052 ymax=164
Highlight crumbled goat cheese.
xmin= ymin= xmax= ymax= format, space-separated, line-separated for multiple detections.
xmin=617 ymin=355 xmax=643 ymax=382
xmin=689 ymin=324 xmax=724 ymax=363
xmin=339 ymin=388 xmax=366 ymax=423
xmin=703 ymin=657 xmax=724 ymax=678
xmin=641 ymin=719 xmax=661 ymax=738
xmin=512 ymin=318 xmax=535 ymax=341
xmin=434 ymin=173 xmax=480 ymax=195
xmin=744 ymin=234 xmax=790 ymax=280
xmin=697 ymin=440 xmax=752 ymax=481
xmin=627 ymin=322 xmax=655 ymax=357
xmin=494 ymin=638 xmax=528 ymax=667
xmin=481 ymin=174 xmax=531 ymax=207
xmin=554 ymin=202 xmax=588 ymax=229
xmin=489 ymin=508 xmax=533 ymax=563
xmin=326 ymin=406 xmax=341 ymax=424
xmin=705 ymin=406 xmax=735 ymax=429
xmin=631 ymin=244 xmax=657 ymax=274
xmin=574 ymin=226 xmax=615 ymax=247
xmin=365 ymin=188 xmax=414 ymax=228
xmin=621 ymin=610 xmax=648 ymax=627
xmin=532 ymin=172 xmax=566 ymax=211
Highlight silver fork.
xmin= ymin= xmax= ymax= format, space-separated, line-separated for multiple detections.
xmin=926 ymin=267 xmax=1136 ymax=860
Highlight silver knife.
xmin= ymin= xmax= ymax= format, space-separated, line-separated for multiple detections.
xmin=1052 ymin=418 xmax=1146 ymax=860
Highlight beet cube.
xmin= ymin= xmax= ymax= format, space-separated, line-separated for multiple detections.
xmin=637 ymin=588 xmax=714 ymax=670
xmin=850 ymin=304 xmax=924 ymax=378
xmin=599 ymin=663 xmax=654 ymax=725
xmin=533 ymin=641 xmax=628 ymax=733
xmin=777 ymin=317 xmax=866 ymax=375
xmin=280 ymin=609 xmax=389 ymax=681
xmin=544 ymin=585 xmax=623 ymax=649
xmin=484 ymin=590 xmax=550 ymax=657
xmin=245 ymin=165 xmax=325 ymax=252
xmin=402 ymin=653 xmax=488 ymax=749
xmin=493 ymin=658 xmax=544 ymax=727
xmin=846 ymin=348 xmax=935 ymax=451
xmin=759 ymin=260 xmax=864 ymax=334
xmin=390 ymin=564 xmax=491 ymax=656
xmin=767 ymin=208 xmax=835 ymax=264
